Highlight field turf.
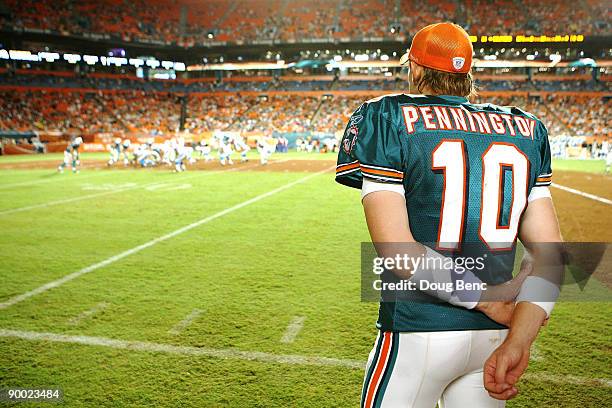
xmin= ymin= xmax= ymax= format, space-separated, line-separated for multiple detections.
xmin=0 ymin=153 xmax=610 ymax=407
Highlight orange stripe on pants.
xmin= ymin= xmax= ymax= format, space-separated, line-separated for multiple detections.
xmin=364 ymin=332 xmax=392 ymax=408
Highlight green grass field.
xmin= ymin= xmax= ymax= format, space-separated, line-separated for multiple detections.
xmin=0 ymin=154 xmax=610 ymax=407
xmin=551 ymin=159 xmax=607 ymax=174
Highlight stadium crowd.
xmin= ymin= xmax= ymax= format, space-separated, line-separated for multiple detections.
xmin=2 ymin=0 xmax=609 ymax=45
xmin=1 ymin=88 xmax=608 ymax=140
xmin=0 ymin=91 xmax=180 ymax=135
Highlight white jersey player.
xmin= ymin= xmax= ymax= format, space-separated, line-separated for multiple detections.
xmin=195 ymin=140 xmax=213 ymax=162
xmin=121 ymin=139 xmax=131 ymax=165
xmin=136 ymin=142 xmax=160 ymax=167
xmin=233 ymin=135 xmax=250 ymax=162
xmin=256 ymin=138 xmax=273 ymax=165
xmin=172 ymin=138 xmax=187 ymax=172
xmin=107 ymin=138 xmax=122 ymax=166
xmin=219 ymin=135 xmax=234 ymax=166
xmin=58 ymin=136 xmax=83 ymax=173
xmin=185 ymin=144 xmax=196 ymax=165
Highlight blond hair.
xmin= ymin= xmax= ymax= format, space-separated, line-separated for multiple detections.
xmin=415 ymin=66 xmax=477 ymax=99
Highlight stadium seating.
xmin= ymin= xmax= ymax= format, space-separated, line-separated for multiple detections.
xmin=2 ymin=0 xmax=609 ymax=44
xmin=1 ymin=84 xmax=608 ymax=140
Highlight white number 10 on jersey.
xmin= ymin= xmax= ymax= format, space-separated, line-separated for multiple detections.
xmin=432 ymin=140 xmax=529 ymax=251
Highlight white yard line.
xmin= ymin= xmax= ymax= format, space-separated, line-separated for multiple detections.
xmin=0 ymin=167 xmax=332 ymax=310
xmin=523 ymin=373 xmax=612 ymax=388
xmin=0 ymin=186 xmax=144 ymax=216
xmin=0 ymin=160 xmax=289 ymax=216
xmin=0 ymin=328 xmax=362 ymax=369
xmin=0 ymin=171 xmax=114 ymax=190
xmin=530 ymin=343 xmax=543 ymax=362
xmin=68 ymin=302 xmax=109 ymax=326
xmin=0 ymin=328 xmax=609 ymax=388
xmin=0 ymin=157 xmax=287 ymax=192
xmin=551 ymin=183 xmax=612 ymax=205
xmin=168 ymin=309 xmax=203 ymax=335
xmin=0 ymin=166 xmax=239 ymax=217
xmin=280 ymin=316 xmax=306 ymax=344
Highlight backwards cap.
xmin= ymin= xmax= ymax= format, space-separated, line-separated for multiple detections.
xmin=400 ymin=22 xmax=473 ymax=74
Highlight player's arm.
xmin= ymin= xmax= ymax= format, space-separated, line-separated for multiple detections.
xmin=484 ymin=196 xmax=564 ymax=400
xmin=363 ymin=185 xmax=529 ymax=316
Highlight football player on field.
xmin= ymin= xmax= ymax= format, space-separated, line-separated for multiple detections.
xmin=336 ymin=23 xmax=563 ymax=407
xmin=58 ymin=136 xmax=83 ymax=174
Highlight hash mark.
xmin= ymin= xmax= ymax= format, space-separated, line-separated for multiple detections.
xmin=280 ymin=316 xmax=306 ymax=344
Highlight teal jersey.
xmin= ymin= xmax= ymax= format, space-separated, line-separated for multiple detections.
xmin=336 ymin=93 xmax=552 ymax=332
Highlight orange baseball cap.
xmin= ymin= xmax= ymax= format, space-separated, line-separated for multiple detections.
xmin=400 ymin=22 xmax=473 ymax=74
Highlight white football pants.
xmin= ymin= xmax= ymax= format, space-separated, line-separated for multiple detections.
xmin=361 ymin=329 xmax=509 ymax=408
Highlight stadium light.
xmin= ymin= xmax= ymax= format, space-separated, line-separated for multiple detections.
xmin=354 ymin=54 xmax=369 ymax=62
xmin=380 ymin=54 xmax=389 ymax=61
xmin=63 ymin=53 xmax=81 ymax=63
xmin=83 ymin=55 xmax=99 ymax=65
xmin=173 ymin=62 xmax=186 ymax=71
xmin=0 ymin=49 xmax=8 ymax=59
xmin=129 ymin=58 xmax=144 ymax=67
xmin=146 ymin=59 xmax=160 ymax=68
xmin=9 ymin=50 xmax=40 ymax=62
xmin=161 ymin=60 xmax=174 ymax=69
xmin=333 ymin=55 xmax=342 ymax=62
xmin=38 ymin=52 xmax=60 ymax=62
xmin=107 ymin=57 xmax=127 ymax=66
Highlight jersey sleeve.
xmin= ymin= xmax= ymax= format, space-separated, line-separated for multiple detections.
xmin=335 ymin=102 xmax=404 ymax=189
xmin=535 ymin=122 xmax=552 ymax=187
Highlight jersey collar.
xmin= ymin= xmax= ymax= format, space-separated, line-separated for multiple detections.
xmin=437 ymin=95 xmax=469 ymax=103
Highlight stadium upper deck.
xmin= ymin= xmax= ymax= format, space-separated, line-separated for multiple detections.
xmin=2 ymin=0 xmax=609 ymax=46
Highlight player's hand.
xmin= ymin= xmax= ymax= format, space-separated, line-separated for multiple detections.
xmin=484 ymin=338 xmax=531 ymax=400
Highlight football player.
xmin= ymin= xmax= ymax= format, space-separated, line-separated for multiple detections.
xmin=107 ymin=138 xmax=122 ymax=166
xmin=58 ymin=136 xmax=83 ymax=173
xmin=121 ymin=139 xmax=132 ymax=166
xmin=335 ymin=23 xmax=563 ymax=407
xmin=256 ymin=138 xmax=273 ymax=165
xmin=219 ymin=134 xmax=234 ymax=166
xmin=233 ymin=134 xmax=250 ymax=162
xmin=172 ymin=138 xmax=187 ymax=172
xmin=195 ymin=139 xmax=213 ymax=162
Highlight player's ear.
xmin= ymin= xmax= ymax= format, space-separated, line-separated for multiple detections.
xmin=410 ymin=61 xmax=422 ymax=82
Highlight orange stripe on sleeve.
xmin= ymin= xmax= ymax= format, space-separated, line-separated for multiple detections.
xmin=361 ymin=166 xmax=403 ymax=179
xmin=336 ymin=162 xmax=360 ymax=173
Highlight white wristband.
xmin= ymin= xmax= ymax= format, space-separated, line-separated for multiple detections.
xmin=516 ymin=276 xmax=560 ymax=317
